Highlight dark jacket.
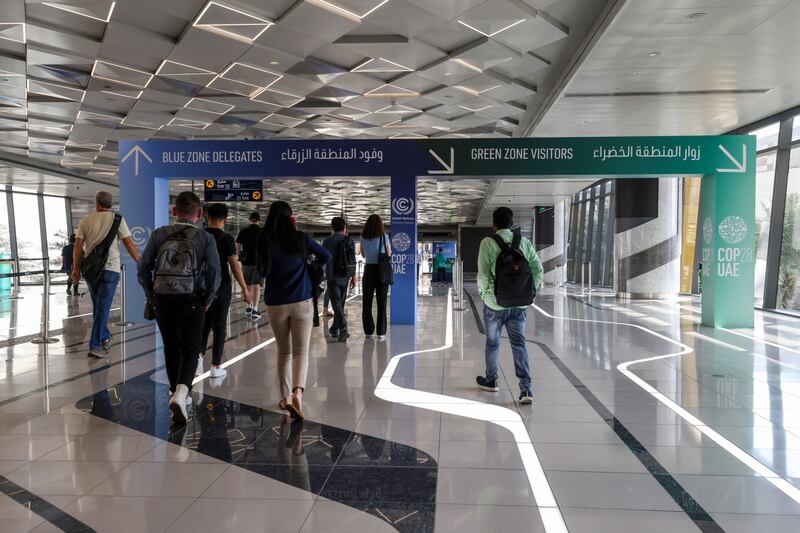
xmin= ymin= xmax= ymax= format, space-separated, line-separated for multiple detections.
xmin=322 ymin=233 xmax=354 ymax=282
xmin=260 ymin=232 xmax=331 ymax=306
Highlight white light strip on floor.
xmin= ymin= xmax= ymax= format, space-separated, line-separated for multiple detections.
xmin=375 ymin=292 xmax=568 ymax=533
xmin=532 ymin=303 xmax=800 ymax=506
xmin=193 ymin=294 xmax=359 ymax=384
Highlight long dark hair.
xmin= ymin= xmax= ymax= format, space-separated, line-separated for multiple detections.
xmin=361 ymin=214 xmax=385 ymax=240
xmin=260 ymin=201 xmax=304 ymax=256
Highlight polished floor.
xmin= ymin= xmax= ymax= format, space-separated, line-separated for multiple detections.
xmin=1 ymin=282 xmax=799 ymax=532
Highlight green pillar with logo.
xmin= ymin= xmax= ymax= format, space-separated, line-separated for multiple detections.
xmin=700 ymin=154 xmax=756 ymax=328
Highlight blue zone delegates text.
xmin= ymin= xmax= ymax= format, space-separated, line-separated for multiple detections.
xmin=163 ymin=150 xmax=263 ymax=164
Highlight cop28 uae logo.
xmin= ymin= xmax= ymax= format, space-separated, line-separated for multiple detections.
xmin=392 ymin=197 xmax=415 ymax=216
xmin=702 ymin=217 xmax=713 ymax=245
xmin=130 ymin=226 xmax=152 ymax=248
xmin=392 ymin=232 xmax=412 ymax=252
xmin=718 ymin=215 xmax=748 ymax=244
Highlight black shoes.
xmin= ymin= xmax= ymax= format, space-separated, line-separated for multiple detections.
xmin=476 ymin=376 xmax=499 ymax=392
xmin=519 ymin=391 xmax=533 ymax=404
xmin=337 ymin=329 xmax=350 ymax=343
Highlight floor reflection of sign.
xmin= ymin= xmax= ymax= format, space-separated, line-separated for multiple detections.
xmin=204 ymin=179 xmax=263 ymax=202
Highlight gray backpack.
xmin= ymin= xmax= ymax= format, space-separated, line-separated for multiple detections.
xmin=153 ymin=225 xmax=201 ymax=295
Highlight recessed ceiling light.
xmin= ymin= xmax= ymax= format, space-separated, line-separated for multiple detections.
xmin=687 ymin=12 xmax=706 ymax=19
xmin=270 ymin=61 xmax=280 ymax=65
xmin=648 ymin=51 xmax=661 ymax=57
xmin=457 ymin=19 xmax=526 ymax=38
xmin=0 ymin=22 xmax=26 ymax=44
xmin=304 ymin=0 xmax=389 ymax=22
xmin=192 ymin=1 xmax=274 ymax=44
xmin=42 ymin=1 xmax=116 ymax=23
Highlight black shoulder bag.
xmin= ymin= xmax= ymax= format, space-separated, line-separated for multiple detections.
xmin=81 ymin=214 xmax=122 ymax=285
xmin=377 ymin=235 xmax=394 ymax=285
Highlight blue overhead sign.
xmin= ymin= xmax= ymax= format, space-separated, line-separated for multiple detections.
xmin=120 ymin=136 xmax=755 ymax=179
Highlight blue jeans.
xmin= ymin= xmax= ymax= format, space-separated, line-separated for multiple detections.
xmin=483 ymin=305 xmax=532 ymax=394
xmin=87 ymin=270 xmax=119 ymax=351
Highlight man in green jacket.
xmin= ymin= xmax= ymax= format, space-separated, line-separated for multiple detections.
xmin=476 ymin=207 xmax=543 ymax=404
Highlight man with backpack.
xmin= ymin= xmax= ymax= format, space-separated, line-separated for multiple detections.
xmin=137 ymin=192 xmax=221 ymax=424
xmin=475 ymin=207 xmax=543 ymax=405
xmin=323 ymin=216 xmax=356 ymax=342
xmin=71 ymin=191 xmax=140 ymax=359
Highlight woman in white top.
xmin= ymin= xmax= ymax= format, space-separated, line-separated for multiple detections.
xmin=358 ymin=214 xmax=391 ymax=340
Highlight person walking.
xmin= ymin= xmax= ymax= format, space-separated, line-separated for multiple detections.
xmin=257 ymin=201 xmax=330 ymax=421
xmin=71 ymin=191 xmax=140 ymax=358
xmin=359 ymin=214 xmax=391 ymax=341
xmin=434 ymin=247 xmax=447 ymax=285
xmin=475 ymin=207 xmax=543 ymax=405
xmin=323 ymin=216 xmax=356 ymax=342
xmin=202 ymin=203 xmax=251 ymax=380
xmin=137 ymin=191 xmax=221 ymax=424
xmin=236 ymin=212 xmax=263 ymax=321
xmin=62 ymin=234 xmax=78 ymax=295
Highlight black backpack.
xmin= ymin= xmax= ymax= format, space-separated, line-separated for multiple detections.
xmin=333 ymin=237 xmax=356 ymax=278
xmin=490 ymin=233 xmax=535 ymax=308
xmin=153 ymin=226 xmax=202 ymax=296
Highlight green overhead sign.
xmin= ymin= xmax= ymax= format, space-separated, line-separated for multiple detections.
xmin=423 ymin=136 xmax=754 ymax=176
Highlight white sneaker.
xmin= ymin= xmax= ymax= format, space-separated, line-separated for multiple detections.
xmin=209 ymin=366 xmax=227 ymax=378
xmin=376 ymin=335 xmax=386 ymax=341
xmin=245 ymin=306 xmax=253 ymax=316
xmin=209 ymin=377 xmax=224 ymax=389
xmin=169 ymin=384 xmax=189 ymax=424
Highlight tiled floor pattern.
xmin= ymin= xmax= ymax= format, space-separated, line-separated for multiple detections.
xmin=0 ymin=285 xmax=799 ymax=531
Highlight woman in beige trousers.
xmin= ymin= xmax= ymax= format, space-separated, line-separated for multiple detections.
xmin=257 ymin=201 xmax=331 ymax=420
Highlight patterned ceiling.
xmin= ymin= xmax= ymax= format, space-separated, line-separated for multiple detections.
xmin=0 ymin=0 xmax=571 ymax=183
xmin=171 ymin=176 xmax=493 ymax=227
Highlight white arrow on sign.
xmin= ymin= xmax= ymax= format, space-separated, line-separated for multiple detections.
xmin=716 ymin=144 xmax=746 ymax=173
xmin=121 ymin=145 xmax=152 ymax=176
xmin=427 ymin=147 xmax=454 ymax=175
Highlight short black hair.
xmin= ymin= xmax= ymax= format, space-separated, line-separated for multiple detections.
xmin=208 ymin=203 xmax=228 ymax=220
xmin=492 ymin=206 xmax=514 ymax=229
xmin=249 ymin=212 xmax=260 ymax=222
xmin=175 ymin=191 xmax=201 ymax=215
xmin=331 ymin=216 xmax=346 ymax=232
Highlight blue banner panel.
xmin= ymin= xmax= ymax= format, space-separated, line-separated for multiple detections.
xmin=390 ymin=175 xmax=417 ymax=326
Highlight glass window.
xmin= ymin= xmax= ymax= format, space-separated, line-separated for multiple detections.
xmin=778 ymin=148 xmax=800 ymax=310
xmin=751 ymin=122 xmax=780 ymax=151
xmin=754 ymin=153 xmax=776 ymax=307
xmin=13 ymin=193 xmax=43 ymax=283
xmin=0 ymin=192 xmax=10 ymax=256
xmin=599 ymin=194 xmax=611 ymax=286
xmin=44 ymin=196 xmax=69 ymax=272
xmin=792 ymin=115 xmax=800 ymax=142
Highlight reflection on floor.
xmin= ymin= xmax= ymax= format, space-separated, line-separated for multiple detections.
xmin=77 ymin=370 xmax=437 ymax=533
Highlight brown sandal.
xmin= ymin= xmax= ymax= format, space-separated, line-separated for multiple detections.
xmin=286 ymin=402 xmax=304 ymax=421
xmin=278 ymin=399 xmax=289 ymax=411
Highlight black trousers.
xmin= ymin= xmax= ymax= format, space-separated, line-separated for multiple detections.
xmin=328 ymin=279 xmax=349 ymax=333
xmin=154 ymin=295 xmax=205 ymax=392
xmin=436 ymin=267 xmax=446 ymax=283
xmin=362 ymin=265 xmax=388 ymax=336
xmin=202 ymin=288 xmax=232 ymax=366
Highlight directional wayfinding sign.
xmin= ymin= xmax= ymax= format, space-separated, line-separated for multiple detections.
xmin=119 ymin=134 xmax=756 ymax=329
xmin=203 ymin=179 xmax=263 ymax=202
xmin=120 ymin=136 xmax=752 ymax=178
